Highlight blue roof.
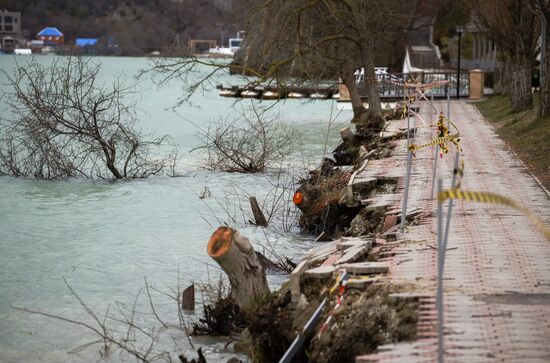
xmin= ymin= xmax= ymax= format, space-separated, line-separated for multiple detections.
xmin=37 ymin=27 xmax=63 ymax=37
xmin=75 ymin=38 xmax=98 ymax=47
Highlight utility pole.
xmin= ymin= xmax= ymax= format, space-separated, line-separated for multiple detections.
xmin=456 ymin=26 xmax=464 ymax=99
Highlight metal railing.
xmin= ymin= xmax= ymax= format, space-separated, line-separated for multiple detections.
xmin=357 ymin=72 xmax=470 ymax=99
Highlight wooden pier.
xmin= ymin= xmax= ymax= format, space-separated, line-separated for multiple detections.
xmin=216 ymin=84 xmax=339 ymax=100
xmin=217 ymin=71 xmax=472 ymax=101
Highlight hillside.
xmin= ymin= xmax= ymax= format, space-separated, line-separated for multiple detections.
xmin=0 ymin=0 xmax=242 ymax=55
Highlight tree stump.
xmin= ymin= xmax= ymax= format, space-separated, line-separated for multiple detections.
xmin=207 ymin=227 xmax=269 ymax=310
xmin=181 ymin=284 xmax=195 ymax=311
xmin=249 ymin=196 xmax=268 ymax=227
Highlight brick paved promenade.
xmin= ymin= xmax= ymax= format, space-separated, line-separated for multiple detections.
xmin=358 ymin=100 xmax=550 ymax=363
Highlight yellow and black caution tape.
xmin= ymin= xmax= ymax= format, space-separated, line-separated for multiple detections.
xmin=453 ymin=159 xmax=465 ymax=189
xmin=438 ymin=189 xmax=550 ymax=240
xmin=408 ymin=133 xmax=461 ymax=154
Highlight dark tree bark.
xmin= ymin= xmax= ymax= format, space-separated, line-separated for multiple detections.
xmin=509 ymin=55 xmax=534 ymax=110
xmin=541 ymin=22 xmax=550 ymax=117
xmin=361 ymin=46 xmax=384 ymax=129
xmin=468 ymin=0 xmax=538 ymax=112
xmin=524 ymin=0 xmax=550 ymax=116
xmin=342 ymin=71 xmax=367 ymax=121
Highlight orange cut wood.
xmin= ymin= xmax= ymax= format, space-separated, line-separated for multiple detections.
xmin=293 ymin=191 xmax=304 ymax=205
xmin=208 ymin=226 xmax=233 ymax=258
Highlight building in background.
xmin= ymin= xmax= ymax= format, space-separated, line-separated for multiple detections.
xmin=0 ymin=9 xmax=21 ymax=37
xmin=75 ymin=38 xmax=98 ymax=53
xmin=37 ymin=27 xmax=64 ymax=46
xmin=0 ymin=9 xmax=21 ymax=52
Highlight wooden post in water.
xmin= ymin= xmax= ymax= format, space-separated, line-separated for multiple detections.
xmin=249 ymin=196 xmax=268 ymax=227
xmin=207 ymin=227 xmax=269 ymax=310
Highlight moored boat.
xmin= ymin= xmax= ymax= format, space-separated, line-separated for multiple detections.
xmin=219 ymin=89 xmax=238 ymax=97
xmin=241 ymin=90 xmax=259 ymax=98
xmin=310 ymin=92 xmax=329 ymax=99
xmin=262 ymin=90 xmax=279 ymax=100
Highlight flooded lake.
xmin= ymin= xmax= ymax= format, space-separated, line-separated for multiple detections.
xmin=0 ymin=55 xmax=351 ymax=362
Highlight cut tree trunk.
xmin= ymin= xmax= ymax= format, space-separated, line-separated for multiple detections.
xmin=509 ymin=55 xmax=533 ymax=111
xmin=207 ymin=227 xmax=269 ymax=310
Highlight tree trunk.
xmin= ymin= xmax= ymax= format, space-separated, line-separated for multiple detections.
xmin=494 ymin=57 xmax=510 ymax=95
xmin=341 ymin=71 xmax=366 ymax=122
xmin=509 ymin=54 xmax=533 ymax=111
xmin=207 ymin=227 xmax=269 ymax=310
xmin=361 ymin=50 xmax=382 ymax=117
xmin=540 ymin=19 xmax=550 ymax=118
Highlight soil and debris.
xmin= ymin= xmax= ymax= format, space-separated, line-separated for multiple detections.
xmin=193 ymin=108 xmax=421 ymax=363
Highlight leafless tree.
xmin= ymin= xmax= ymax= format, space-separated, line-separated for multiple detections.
xmin=146 ymin=0 xmax=412 ymax=129
xmin=467 ymin=0 xmax=539 ymax=111
xmin=524 ymin=0 xmax=550 ymax=117
xmin=192 ymin=106 xmax=296 ymax=173
xmin=0 ymin=56 xmax=178 ymax=180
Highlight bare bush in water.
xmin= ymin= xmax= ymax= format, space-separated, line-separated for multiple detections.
xmin=12 ymin=277 xmax=197 ymax=362
xmin=0 ymin=56 xmax=178 ymax=180
xmin=192 ymin=107 xmax=296 ymax=173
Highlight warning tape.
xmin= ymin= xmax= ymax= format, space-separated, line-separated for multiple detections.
xmin=453 ymin=159 xmax=465 ymax=189
xmin=438 ymin=189 xmax=550 ymax=240
xmin=408 ymin=133 xmax=461 ymax=153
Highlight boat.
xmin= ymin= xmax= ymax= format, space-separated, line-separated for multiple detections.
xmin=241 ymin=90 xmax=259 ymax=98
xmin=332 ymin=93 xmax=340 ymax=99
xmin=14 ymin=49 xmax=32 ymax=55
xmin=208 ymin=31 xmax=245 ymax=57
xmin=219 ymin=89 xmax=238 ymax=97
xmin=287 ymin=92 xmax=305 ymax=99
xmin=262 ymin=90 xmax=279 ymax=100
xmin=309 ymin=92 xmax=329 ymax=99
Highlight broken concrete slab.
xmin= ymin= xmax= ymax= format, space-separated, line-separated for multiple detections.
xmin=306 ymin=241 xmax=338 ymax=259
xmin=290 ymin=260 xmax=309 ymax=303
xmin=346 ymin=277 xmax=383 ymax=289
xmin=304 ymin=265 xmax=336 ymax=279
xmin=338 ymin=261 xmax=390 ymax=274
xmin=335 ymin=245 xmax=368 ymax=264
xmin=361 ymin=194 xmax=400 ymax=211
xmin=336 ymin=239 xmax=368 ymax=251
xmin=321 ymin=252 xmax=342 ymax=266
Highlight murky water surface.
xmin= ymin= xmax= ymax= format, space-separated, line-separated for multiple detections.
xmin=0 ymin=55 xmax=351 ymax=362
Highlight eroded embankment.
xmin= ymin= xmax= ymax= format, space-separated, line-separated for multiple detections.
xmin=194 ymin=114 xmax=422 ymax=363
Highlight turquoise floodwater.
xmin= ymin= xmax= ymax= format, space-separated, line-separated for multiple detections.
xmin=0 ymin=55 xmax=352 ymax=362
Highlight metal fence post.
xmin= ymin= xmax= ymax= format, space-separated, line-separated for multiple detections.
xmin=430 ymin=91 xmax=434 ymax=124
xmin=431 ymin=145 xmax=440 ymax=199
xmin=447 ymin=87 xmax=451 ymax=121
xmin=442 ymin=152 xmax=460 ymax=252
xmin=401 ymin=86 xmax=414 ymax=233
xmin=400 ymin=149 xmax=413 ymax=233
xmin=437 ymin=178 xmax=444 ymax=363
xmin=406 ymin=88 xmax=411 ymax=147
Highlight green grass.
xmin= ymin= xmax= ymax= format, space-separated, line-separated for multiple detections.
xmin=475 ymin=94 xmax=550 ymax=189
